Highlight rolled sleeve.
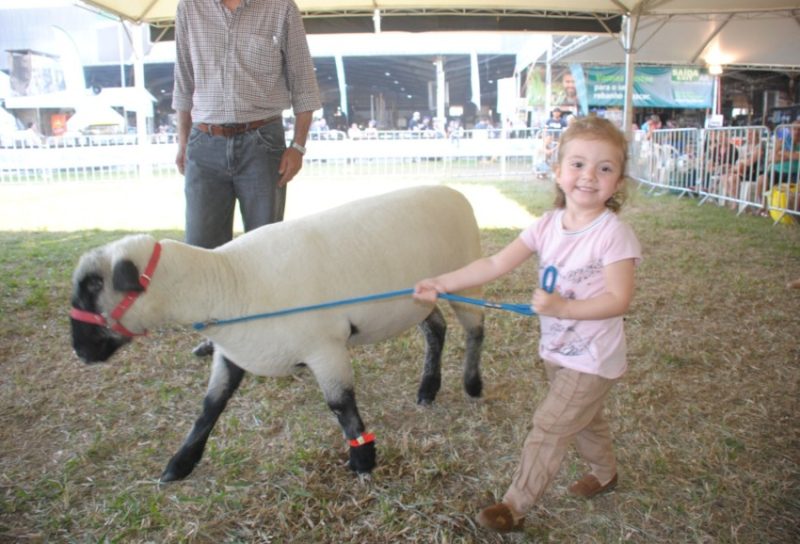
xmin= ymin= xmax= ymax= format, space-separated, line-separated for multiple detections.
xmin=284 ymin=1 xmax=321 ymax=114
xmin=171 ymin=1 xmax=194 ymax=113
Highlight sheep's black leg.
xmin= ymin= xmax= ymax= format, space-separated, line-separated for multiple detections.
xmin=327 ymin=388 xmax=375 ymax=474
xmin=462 ymin=324 xmax=484 ymax=398
xmin=160 ymin=354 xmax=245 ymax=483
xmin=416 ymin=306 xmax=446 ymax=405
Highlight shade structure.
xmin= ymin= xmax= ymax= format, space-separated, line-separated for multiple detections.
xmin=65 ymin=104 xmax=126 ymax=133
xmin=81 ymin=1 xmax=800 ymax=69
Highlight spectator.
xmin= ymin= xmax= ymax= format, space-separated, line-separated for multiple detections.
xmin=545 ymin=108 xmax=565 ymax=130
xmin=755 ymin=119 xmax=800 ymax=206
xmin=347 ymin=122 xmax=362 ymax=140
xmin=363 ymin=119 xmax=378 ymax=138
xmin=332 ymin=107 xmax=348 ymax=132
xmin=643 ymin=114 xmax=662 ymax=140
xmin=408 ymin=111 xmax=422 ymax=131
xmin=311 ymin=117 xmax=329 ymax=133
xmin=701 ymin=130 xmax=739 ymax=194
xmin=722 ymin=130 xmax=767 ymax=209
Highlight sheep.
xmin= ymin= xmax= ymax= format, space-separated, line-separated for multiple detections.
xmin=69 ymin=185 xmax=485 ymax=481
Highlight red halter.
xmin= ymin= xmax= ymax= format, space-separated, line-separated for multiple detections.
xmin=70 ymin=242 xmax=162 ymax=338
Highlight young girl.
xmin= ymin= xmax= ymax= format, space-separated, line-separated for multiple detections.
xmin=414 ymin=116 xmax=642 ymax=533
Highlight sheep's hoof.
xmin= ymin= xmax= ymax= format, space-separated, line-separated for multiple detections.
xmin=417 ymin=375 xmax=441 ymax=405
xmin=159 ymin=472 xmax=176 ymax=484
xmin=159 ymin=469 xmax=185 ymax=484
xmin=348 ymin=442 xmax=376 ymax=474
xmin=464 ymin=375 xmax=483 ymax=398
xmin=159 ymin=456 xmax=197 ymax=483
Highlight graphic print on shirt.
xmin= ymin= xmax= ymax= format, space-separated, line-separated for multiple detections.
xmin=542 ymin=258 xmax=603 ymax=361
xmin=544 ymin=322 xmax=592 ymax=357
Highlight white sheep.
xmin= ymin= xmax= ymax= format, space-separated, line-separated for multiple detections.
xmin=70 ymin=185 xmax=485 ymax=481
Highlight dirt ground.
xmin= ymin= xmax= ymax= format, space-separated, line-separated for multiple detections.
xmin=0 ymin=175 xmax=535 ymax=232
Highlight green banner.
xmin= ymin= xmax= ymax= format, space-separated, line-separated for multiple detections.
xmin=585 ymin=66 xmax=713 ymax=109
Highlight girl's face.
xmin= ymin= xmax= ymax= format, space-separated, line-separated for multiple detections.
xmin=555 ymin=137 xmax=624 ymax=212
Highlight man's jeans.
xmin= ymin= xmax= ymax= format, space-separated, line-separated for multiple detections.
xmin=184 ymin=121 xmax=286 ymax=249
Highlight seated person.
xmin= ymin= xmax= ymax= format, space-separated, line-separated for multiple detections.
xmin=755 ymin=120 xmax=800 ymax=209
xmin=700 ymin=131 xmax=739 ymax=193
xmin=721 ymin=130 xmax=767 ymax=209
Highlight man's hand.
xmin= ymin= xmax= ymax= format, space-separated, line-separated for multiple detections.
xmin=175 ymin=145 xmax=187 ymax=175
xmin=278 ymin=148 xmax=304 ymax=187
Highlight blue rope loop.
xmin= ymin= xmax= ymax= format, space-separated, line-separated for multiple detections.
xmin=193 ymin=266 xmax=558 ymax=331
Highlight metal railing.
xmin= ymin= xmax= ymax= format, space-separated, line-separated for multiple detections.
xmin=2 ymin=124 xmax=798 ymax=224
xmin=0 ymin=127 xmax=544 ymax=182
xmin=631 ymin=124 xmax=799 ymax=224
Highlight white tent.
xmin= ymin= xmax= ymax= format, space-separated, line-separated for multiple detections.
xmin=554 ymin=10 xmax=800 ymax=71
xmin=80 ymin=1 xmax=800 ymax=42
xmin=65 ymin=104 xmax=126 ymax=134
xmin=81 ymin=0 xmax=800 ymax=78
xmin=82 ymin=0 xmax=800 ymax=129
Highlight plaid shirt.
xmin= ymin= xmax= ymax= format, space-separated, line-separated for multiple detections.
xmin=172 ymin=0 xmax=321 ymax=124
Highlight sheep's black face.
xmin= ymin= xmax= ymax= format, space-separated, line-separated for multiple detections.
xmin=70 ymin=272 xmax=130 ymax=363
xmin=70 ymin=317 xmax=130 ymax=363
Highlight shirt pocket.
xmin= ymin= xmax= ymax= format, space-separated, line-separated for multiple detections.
xmin=239 ymin=33 xmax=283 ymax=87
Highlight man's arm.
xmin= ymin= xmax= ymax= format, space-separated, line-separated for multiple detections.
xmin=175 ymin=110 xmax=192 ymax=175
xmin=278 ymin=110 xmax=313 ymax=186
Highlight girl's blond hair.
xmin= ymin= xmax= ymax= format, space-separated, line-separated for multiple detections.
xmin=554 ymin=115 xmax=629 ymax=213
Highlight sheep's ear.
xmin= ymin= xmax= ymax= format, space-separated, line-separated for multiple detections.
xmin=112 ymin=259 xmax=144 ymax=293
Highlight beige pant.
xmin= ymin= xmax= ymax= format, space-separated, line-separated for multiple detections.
xmin=503 ymin=361 xmax=618 ymax=517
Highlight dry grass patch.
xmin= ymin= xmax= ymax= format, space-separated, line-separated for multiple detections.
xmin=1 ymin=184 xmax=799 ymax=543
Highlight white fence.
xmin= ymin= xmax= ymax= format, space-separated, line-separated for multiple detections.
xmin=0 ymin=128 xmax=546 ymax=183
xmin=1 ymin=124 xmax=798 ymax=224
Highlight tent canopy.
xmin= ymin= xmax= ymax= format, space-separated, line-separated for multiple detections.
xmin=556 ymin=10 xmax=800 ymax=71
xmin=81 ymin=1 xmax=800 ymax=69
xmin=81 ymin=1 xmax=800 ymax=26
xmin=80 ymin=0 xmax=800 ymax=129
xmin=65 ymin=104 xmax=126 ymax=134
xmin=80 ymin=1 xmax=800 ymax=26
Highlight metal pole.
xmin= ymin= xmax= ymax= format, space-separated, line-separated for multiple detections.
xmin=623 ymin=15 xmax=635 ymax=137
xmin=545 ymin=37 xmax=552 ymax=116
xmin=129 ymin=21 xmax=150 ymax=179
xmin=435 ymin=56 xmax=446 ymax=130
xmin=335 ymin=55 xmax=348 ymax=119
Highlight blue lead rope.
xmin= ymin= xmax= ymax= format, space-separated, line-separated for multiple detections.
xmin=193 ymin=266 xmax=558 ymax=331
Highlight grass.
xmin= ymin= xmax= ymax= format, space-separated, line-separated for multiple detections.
xmin=1 ymin=180 xmax=799 ymax=543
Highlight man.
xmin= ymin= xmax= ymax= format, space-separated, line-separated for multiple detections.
xmin=554 ymin=71 xmax=579 ymax=114
xmin=173 ymin=0 xmax=321 ymax=356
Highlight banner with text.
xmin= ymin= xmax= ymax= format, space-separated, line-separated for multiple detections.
xmin=586 ymin=66 xmax=713 ymax=109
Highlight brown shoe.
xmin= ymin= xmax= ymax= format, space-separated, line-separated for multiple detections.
xmin=568 ymin=473 xmax=618 ymax=498
xmin=476 ymin=502 xmax=524 ymax=533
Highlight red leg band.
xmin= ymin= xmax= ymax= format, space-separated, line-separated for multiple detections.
xmin=348 ymin=432 xmax=375 ymax=447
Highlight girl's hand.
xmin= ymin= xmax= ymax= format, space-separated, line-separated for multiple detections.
xmin=413 ymin=279 xmax=444 ymax=303
xmin=532 ymin=288 xmax=567 ymax=317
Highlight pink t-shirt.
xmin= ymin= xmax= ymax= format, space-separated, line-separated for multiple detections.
xmin=519 ymin=209 xmax=642 ymax=379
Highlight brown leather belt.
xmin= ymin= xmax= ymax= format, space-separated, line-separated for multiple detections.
xmin=196 ymin=116 xmax=281 ymax=137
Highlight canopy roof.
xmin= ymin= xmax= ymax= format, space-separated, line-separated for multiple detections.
xmin=557 ymin=11 xmax=800 ymax=71
xmin=82 ymin=1 xmax=800 ymax=28
xmin=80 ymin=1 xmax=800 ymax=70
